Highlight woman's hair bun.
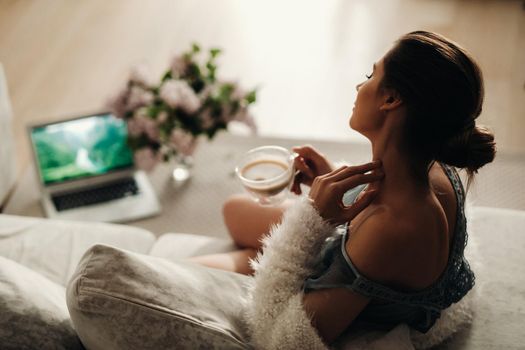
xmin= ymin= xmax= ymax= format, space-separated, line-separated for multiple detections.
xmin=437 ymin=125 xmax=496 ymax=174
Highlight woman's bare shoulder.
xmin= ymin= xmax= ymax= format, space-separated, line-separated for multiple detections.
xmin=345 ymin=206 xmax=442 ymax=290
xmin=346 ymin=209 xmax=406 ymax=278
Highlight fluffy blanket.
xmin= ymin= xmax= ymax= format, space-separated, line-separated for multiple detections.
xmin=243 ymin=197 xmax=475 ymax=350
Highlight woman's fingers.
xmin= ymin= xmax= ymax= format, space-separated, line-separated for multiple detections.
xmin=292 ymin=145 xmax=327 ymax=165
xmin=307 ymin=160 xmax=384 ymax=225
xmin=294 ymin=156 xmax=315 ymax=179
xmin=315 ymin=161 xmax=383 ymax=194
xmin=291 ymin=171 xmax=303 ymax=195
xmin=324 ymin=161 xmax=382 ymax=182
xmin=315 ymin=164 xmax=349 ymax=181
xmin=336 ymin=171 xmax=384 ymax=191
xmin=292 ymin=145 xmax=333 ymax=177
xmin=342 ymin=189 xmax=378 ymax=221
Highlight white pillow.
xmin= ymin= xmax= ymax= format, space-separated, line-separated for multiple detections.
xmin=0 ymin=213 xmax=156 ymax=286
xmin=66 ymin=244 xmax=251 ymax=350
xmin=149 ymin=233 xmax=238 ymax=261
xmin=0 ymin=256 xmax=83 ymax=349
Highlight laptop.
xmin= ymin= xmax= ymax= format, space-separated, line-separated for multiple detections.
xmin=28 ymin=112 xmax=161 ymax=223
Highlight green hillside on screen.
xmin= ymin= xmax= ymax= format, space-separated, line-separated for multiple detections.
xmin=32 ymin=115 xmax=133 ymax=184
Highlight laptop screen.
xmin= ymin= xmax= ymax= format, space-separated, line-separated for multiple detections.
xmin=30 ymin=113 xmax=134 ymax=185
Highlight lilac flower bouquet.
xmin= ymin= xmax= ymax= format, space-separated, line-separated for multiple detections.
xmin=108 ymin=43 xmax=257 ymax=171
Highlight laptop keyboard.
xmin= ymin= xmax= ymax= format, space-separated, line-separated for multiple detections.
xmin=52 ymin=178 xmax=140 ymax=212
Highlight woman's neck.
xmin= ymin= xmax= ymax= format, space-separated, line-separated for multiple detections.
xmin=369 ymin=132 xmax=430 ymax=202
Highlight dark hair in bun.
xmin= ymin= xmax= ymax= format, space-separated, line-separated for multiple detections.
xmin=381 ymin=31 xmax=496 ymax=186
xmin=437 ymin=125 xmax=496 ymax=176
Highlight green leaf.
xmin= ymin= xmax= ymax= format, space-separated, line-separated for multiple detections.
xmin=206 ymin=62 xmax=217 ymax=82
xmin=159 ymin=127 xmax=169 ymax=140
xmin=230 ymin=100 xmax=240 ymax=114
xmin=127 ymin=134 xmax=154 ymax=151
xmin=191 ymin=43 xmax=201 ymax=53
xmin=210 ymin=48 xmax=222 ymax=58
xmin=191 ymin=79 xmax=205 ymax=93
xmin=187 ymin=63 xmax=202 ymax=80
xmin=161 ymin=70 xmax=172 ymax=82
xmin=146 ymin=105 xmax=162 ymax=118
xmin=218 ymin=83 xmax=234 ymax=102
xmin=245 ymin=90 xmax=257 ymax=104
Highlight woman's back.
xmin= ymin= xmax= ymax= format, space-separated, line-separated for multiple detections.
xmin=347 ymin=162 xmax=457 ymax=292
xmin=304 ymin=163 xmax=474 ymax=333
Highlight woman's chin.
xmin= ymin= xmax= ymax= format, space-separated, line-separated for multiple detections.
xmin=349 ymin=120 xmax=369 ymax=139
xmin=349 ymin=116 xmax=357 ymax=131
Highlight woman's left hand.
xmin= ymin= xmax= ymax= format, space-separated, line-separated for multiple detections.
xmin=309 ymin=161 xmax=384 ymax=226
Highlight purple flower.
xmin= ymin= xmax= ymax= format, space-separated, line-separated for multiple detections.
xmin=243 ymin=113 xmax=258 ymax=133
xmin=233 ymin=106 xmax=249 ymax=122
xmin=143 ymin=118 xmax=160 ymax=142
xmin=108 ymin=45 xmax=259 ymax=169
xmin=127 ymin=110 xmax=160 ymax=142
xmin=199 ymin=109 xmax=215 ymax=130
xmin=198 ymin=85 xmax=215 ymax=100
xmin=229 ymin=82 xmax=247 ymax=102
xmin=159 ymin=79 xmax=200 ymax=114
xmin=126 ymin=117 xmax=143 ymax=137
xmin=219 ymin=104 xmax=234 ymax=123
xmin=156 ymin=111 xmax=169 ymax=124
xmin=128 ymin=86 xmax=154 ymax=111
xmin=171 ymin=55 xmax=189 ymax=78
xmin=170 ymin=129 xmax=197 ymax=156
xmin=134 ymin=147 xmax=159 ymax=172
xmin=107 ymin=85 xmax=154 ymax=119
xmin=229 ymin=106 xmax=257 ymax=133
xmin=130 ymin=64 xmax=153 ymax=87
xmin=107 ymin=86 xmax=131 ymax=119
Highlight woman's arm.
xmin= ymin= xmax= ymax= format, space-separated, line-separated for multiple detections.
xmin=243 ymin=197 xmax=335 ymax=349
xmin=244 ymin=198 xmax=376 ymax=348
xmin=303 ymin=287 xmax=371 ymax=344
xmin=243 ymin=163 xmax=383 ymax=349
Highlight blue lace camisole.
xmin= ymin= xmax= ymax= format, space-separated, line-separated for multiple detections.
xmin=303 ymin=163 xmax=475 ymax=333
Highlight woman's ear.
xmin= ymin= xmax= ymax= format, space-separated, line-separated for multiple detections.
xmin=379 ymin=90 xmax=402 ymax=111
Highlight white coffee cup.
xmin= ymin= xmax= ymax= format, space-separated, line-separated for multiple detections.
xmin=235 ymin=145 xmax=295 ymax=205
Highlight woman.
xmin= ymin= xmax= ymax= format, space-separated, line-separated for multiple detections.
xmin=190 ymin=31 xmax=496 ymax=348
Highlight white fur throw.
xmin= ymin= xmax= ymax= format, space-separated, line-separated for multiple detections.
xmin=243 ymin=197 xmax=474 ymax=350
xmin=244 ymin=197 xmax=334 ymax=349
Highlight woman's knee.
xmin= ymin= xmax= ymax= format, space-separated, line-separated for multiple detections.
xmin=222 ymin=193 xmax=294 ymax=249
xmin=222 ymin=194 xmax=251 ymax=230
xmin=222 ymin=194 xmax=257 ymax=247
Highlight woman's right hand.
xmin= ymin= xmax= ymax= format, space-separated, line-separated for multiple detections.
xmin=291 ymin=145 xmax=333 ymax=195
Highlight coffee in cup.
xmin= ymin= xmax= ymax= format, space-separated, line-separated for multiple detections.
xmin=235 ymin=146 xmax=295 ymax=205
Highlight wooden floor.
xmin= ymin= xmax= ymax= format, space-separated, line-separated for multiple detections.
xmin=1 ymin=0 xmax=524 ymax=178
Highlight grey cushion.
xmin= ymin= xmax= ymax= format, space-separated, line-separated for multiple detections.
xmin=0 ymin=256 xmax=84 ymax=350
xmin=66 ymin=244 xmax=252 ymax=350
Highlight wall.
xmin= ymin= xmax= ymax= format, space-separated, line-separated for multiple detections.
xmin=0 ymin=64 xmax=16 ymax=208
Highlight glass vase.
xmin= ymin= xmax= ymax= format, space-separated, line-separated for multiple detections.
xmin=172 ymin=154 xmax=194 ymax=184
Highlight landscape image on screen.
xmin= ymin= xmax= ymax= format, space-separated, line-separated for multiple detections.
xmin=31 ymin=114 xmax=133 ymax=184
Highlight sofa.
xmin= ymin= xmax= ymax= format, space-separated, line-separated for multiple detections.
xmin=1 ymin=205 xmax=525 ymax=349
